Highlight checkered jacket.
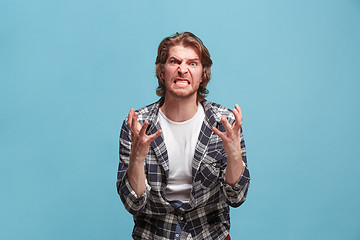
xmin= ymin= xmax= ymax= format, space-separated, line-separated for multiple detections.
xmin=117 ymin=99 xmax=250 ymax=240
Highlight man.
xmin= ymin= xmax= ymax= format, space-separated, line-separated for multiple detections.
xmin=117 ymin=32 xmax=250 ymax=240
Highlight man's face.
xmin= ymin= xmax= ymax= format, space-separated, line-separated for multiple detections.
xmin=162 ymin=45 xmax=203 ymax=100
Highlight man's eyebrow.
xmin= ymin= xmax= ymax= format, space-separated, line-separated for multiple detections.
xmin=168 ymin=56 xmax=181 ymax=61
xmin=168 ymin=56 xmax=200 ymax=61
xmin=188 ymin=58 xmax=200 ymax=61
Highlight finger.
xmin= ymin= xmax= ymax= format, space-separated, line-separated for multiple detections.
xmin=148 ymin=129 xmax=162 ymax=142
xmin=136 ymin=121 xmax=142 ymax=131
xmin=127 ymin=108 xmax=134 ymax=127
xmin=235 ymin=104 xmax=243 ymax=121
xmin=221 ymin=116 xmax=232 ymax=132
xmin=212 ymin=126 xmax=226 ymax=139
xmin=139 ymin=120 xmax=149 ymax=137
xmin=232 ymin=107 xmax=243 ymax=129
xmin=131 ymin=112 xmax=139 ymax=133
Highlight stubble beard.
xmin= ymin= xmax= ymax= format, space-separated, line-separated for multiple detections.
xmin=166 ymin=83 xmax=200 ymax=100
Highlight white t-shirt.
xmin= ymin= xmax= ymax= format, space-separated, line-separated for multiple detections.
xmin=158 ymin=104 xmax=205 ymax=202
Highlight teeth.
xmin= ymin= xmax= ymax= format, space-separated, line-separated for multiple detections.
xmin=175 ymin=80 xmax=189 ymax=85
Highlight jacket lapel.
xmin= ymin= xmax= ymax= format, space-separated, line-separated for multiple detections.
xmin=191 ymin=101 xmax=219 ymax=182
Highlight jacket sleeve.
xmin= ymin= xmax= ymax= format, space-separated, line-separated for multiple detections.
xmin=220 ymin=127 xmax=250 ymax=208
xmin=116 ymin=120 xmax=150 ymax=215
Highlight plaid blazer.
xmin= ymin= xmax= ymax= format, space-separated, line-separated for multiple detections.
xmin=117 ymin=99 xmax=250 ymax=240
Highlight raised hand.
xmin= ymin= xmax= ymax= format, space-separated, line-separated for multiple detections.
xmin=127 ymin=108 xmax=162 ymax=163
xmin=126 ymin=108 xmax=162 ymax=196
xmin=212 ymin=104 xmax=244 ymax=185
xmin=212 ymin=104 xmax=243 ymax=158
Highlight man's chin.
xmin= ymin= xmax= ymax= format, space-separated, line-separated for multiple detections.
xmin=167 ymin=89 xmax=198 ymax=99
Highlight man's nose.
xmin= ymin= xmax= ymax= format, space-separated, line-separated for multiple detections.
xmin=178 ymin=63 xmax=188 ymax=74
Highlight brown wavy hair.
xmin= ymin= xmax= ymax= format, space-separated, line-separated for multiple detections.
xmin=155 ymin=32 xmax=213 ymax=101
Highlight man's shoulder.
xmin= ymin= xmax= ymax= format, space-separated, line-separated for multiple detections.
xmin=134 ymin=99 xmax=162 ymax=121
xmin=202 ymin=100 xmax=235 ymax=122
xmin=136 ymin=101 xmax=159 ymax=114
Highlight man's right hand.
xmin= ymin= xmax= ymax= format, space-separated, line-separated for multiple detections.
xmin=126 ymin=108 xmax=162 ymax=196
xmin=127 ymin=108 xmax=162 ymax=163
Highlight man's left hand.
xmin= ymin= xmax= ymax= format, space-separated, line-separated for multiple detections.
xmin=212 ymin=104 xmax=244 ymax=185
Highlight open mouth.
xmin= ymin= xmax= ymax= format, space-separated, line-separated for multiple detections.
xmin=174 ymin=79 xmax=190 ymax=85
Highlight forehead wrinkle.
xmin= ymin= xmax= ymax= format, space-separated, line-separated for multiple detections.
xmin=168 ymin=56 xmax=200 ymax=62
xmin=168 ymin=45 xmax=200 ymax=61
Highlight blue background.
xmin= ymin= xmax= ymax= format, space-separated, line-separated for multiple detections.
xmin=1 ymin=0 xmax=360 ymax=239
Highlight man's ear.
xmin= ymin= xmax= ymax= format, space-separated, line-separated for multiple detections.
xmin=160 ymin=72 xmax=164 ymax=79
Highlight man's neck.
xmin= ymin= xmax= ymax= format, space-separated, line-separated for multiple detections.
xmin=161 ymin=94 xmax=198 ymax=122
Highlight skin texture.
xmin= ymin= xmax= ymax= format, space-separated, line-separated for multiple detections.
xmin=212 ymin=104 xmax=244 ymax=185
xmin=126 ymin=44 xmax=244 ymax=197
xmin=160 ymin=45 xmax=203 ymax=122
xmin=162 ymin=45 xmax=203 ymax=101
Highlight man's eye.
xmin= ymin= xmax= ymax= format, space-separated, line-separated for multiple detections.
xmin=171 ymin=60 xmax=178 ymax=64
xmin=190 ymin=62 xmax=197 ymax=66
